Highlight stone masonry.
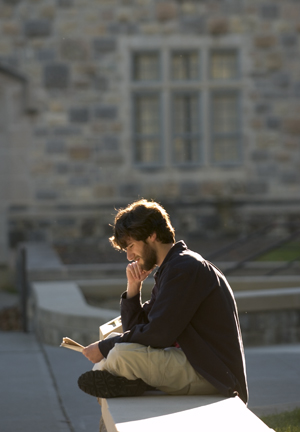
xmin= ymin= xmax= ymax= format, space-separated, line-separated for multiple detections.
xmin=0 ymin=0 xmax=300 ymax=261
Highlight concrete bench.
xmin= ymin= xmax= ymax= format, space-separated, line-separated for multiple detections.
xmin=98 ymin=317 xmax=275 ymax=432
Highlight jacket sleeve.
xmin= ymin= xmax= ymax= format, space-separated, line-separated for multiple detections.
xmin=120 ymin=285 xmax=157 ymax=332
xmin=99 ymin=259 xmax=214 ymax=357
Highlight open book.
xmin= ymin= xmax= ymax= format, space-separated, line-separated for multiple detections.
xmin=60 ymin=337 xmax=84 ymax=352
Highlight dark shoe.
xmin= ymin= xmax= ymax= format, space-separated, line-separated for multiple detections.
xmin=78 ymin=370 xmax=154 ymax=398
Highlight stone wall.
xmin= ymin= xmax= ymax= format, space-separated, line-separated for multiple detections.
xmin=0 ymin=0 xmax=300 ymax=260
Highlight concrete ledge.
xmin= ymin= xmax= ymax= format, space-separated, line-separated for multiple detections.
xmin=32 ymin=281 xmax=118 ymax=346
xmin=31 ymin=280 xmax=300 ymax=346
xmin=100 ymin=394 xmax=274 ymax=432
xmin=235 ymin=287 xmax=300 ymax=312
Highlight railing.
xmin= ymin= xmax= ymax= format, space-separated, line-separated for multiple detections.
xmin=15 ymin=244 xmax=29 ymax=332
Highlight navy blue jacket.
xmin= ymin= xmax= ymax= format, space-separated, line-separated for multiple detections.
xmin=99 ymin=241 xmax=248 ymax=404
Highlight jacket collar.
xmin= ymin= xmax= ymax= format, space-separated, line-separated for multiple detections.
xmin=154 ymin=240 xmax=187 ymax=278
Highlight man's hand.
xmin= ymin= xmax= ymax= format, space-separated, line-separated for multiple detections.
xmin=126 ymin=261 xmax=153 ymax=298
xmin=82 ymin=341 xmax=104 ymax=363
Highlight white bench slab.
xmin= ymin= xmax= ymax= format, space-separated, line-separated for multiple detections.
xmin=100 ymin=393 xmax=274 ymax=432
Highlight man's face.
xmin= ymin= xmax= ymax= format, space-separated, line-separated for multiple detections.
xmin=126 ymin=238 xmax=157 ymax=271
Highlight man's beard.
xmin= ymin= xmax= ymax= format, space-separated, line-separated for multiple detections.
xmin=140 ymin=242 xmax=157 ymax=271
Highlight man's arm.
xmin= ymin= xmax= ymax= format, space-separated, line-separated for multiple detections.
xmin=82 ymin=261 xmax=153 ymax=363
xmin=126 ymin=261 xmax=152 ymax=298
xmin=121 ymin=261 xmax=156 ymax=331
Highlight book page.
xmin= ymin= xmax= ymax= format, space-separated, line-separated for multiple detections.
xmin=60 ymin=337 xmax=84 ymax=352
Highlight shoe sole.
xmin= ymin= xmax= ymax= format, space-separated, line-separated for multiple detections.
xmin=78 ymin=370 xmax=151 ymax=398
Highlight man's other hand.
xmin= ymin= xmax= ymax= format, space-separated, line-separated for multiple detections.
xmin=82 ymin=341 xmax=104 ymax=363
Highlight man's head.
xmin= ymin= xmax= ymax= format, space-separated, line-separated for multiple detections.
xmin=109 ymin=199 xmax=175 ymax=252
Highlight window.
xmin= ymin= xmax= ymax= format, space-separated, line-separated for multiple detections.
xmin=129 ymin=42 xmax=242 ymax=168
xmin=171 ymin=51 xmax=199 ymax=81
xmin=132 ymin=52 xmax=160 ymax=82
xmin=210 ymin=49 xmax=239 ymax=80
xmin=132 ymin=93 xmax=161 ymax=165
xmin=211 ymin=91 xmax=241 ymax=164
xmin=172 ymin=92 xmax=201 ymax=164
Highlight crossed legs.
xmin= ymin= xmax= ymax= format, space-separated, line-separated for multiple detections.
xmin=78 ymin=342 xmax=219 ymax=398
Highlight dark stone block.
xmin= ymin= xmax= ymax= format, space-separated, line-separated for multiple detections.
xmin=69 ymin=107 xmax=90 ymax=123
xmin=266 ymin=117 xmax=281 ymax=129
xmin=9 ymin=205 xmax=28 ymax=213
xmin=55 ymin=218 xmax=76 ymax=226
xmin=97 ymin=154 xmax=123 ymax=164
xmin=69 ymin=176 xmax=90 ymax=187
xmin=44 ymin=63 xmax=70 ymax=89
xmin=46 ymin=139 xmax=65 ymax=153
xmin=281 ymin=172 xmax=299 ymax=184
xmin=61 ymin=39 xmax=88 ymax=61
xmin=245 ymin=181 xmax=268 ymax=194
xmin=54 ymin=126 xmax=82 ymax=136
xmin=119 ymin=183 xmax=141 ymax=198
xmin=273 ymin=72 xmax=290 ymax=88
xmin=57 ymin=0 xmax=74 ymax=7
xmin=254 ymin=102 xmax=270 ymax=114
xmin=208 ymin=17 xmax=229 ymax=35
xmin=36 ymin=190 xmax=58 ymax=200
xmin=94 ymin=105 xmax=117 ymax=119
xmin=260 ymin=4 xmax=279 ymax=19
xmin=55 ymin=163 xmax=69 ymax=174
xmin=180 ymin=182 xmax=200 ymax=197
xmin=9 ymin=230 xmax=25 ymax=248
xmin=93 ymin=76 xmax=109 ymax=91
xmin=3 ymin=0 xmax=21 ymax=4
xmin=71 ymin=163 xmax=85 ymax=174
xmin=108 ymin=22 xmax=138 ymax=35
xmin=180 ymin=16 xmax=206 ymax=34
xmin=251 ymin=150 xmax=269 ymax=162
xmin=37 ymin=219 xmax=52 ymax=228
xmin=281 ymin=34 xmax=297 ymax=47
xmin=34 ymin=127 xmax=50 ymax=137
xmin=256 ymin=164 xmax=278 ymax=178
xmin=102 ymin=135 xmax=119 ymax=151
xmin=93 ymin=38 xmax=116 ymax=56
xmin=81 ymin=219 xmax=96 ymax=237
xmin=196 ymin=215 xmax=219 ymax=231
xmin=28 ymin=230 xmax=47 ymax=242
xmin=36 ymin=49 xmax=56 ymax=62
xmin=294 ymin=82 xmax=300 ymax=97
xmin=24 ymin=19 xmax=52 ymax=38
xmin=0 ymin=56 xmax=19 ymax=69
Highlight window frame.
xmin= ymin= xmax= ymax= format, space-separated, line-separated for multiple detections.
xmin=209 ymin=48 xmax=240 ymax=81
xmin=131 ymin=90 xmax=164 ymax=168
xmin=124 ymin=37 xmax=244 ymax=170
xmin=209 ymin=88 xmax=243 ymax=166
xmin=131 ymin=50 xmax=162 ymax=83
xmin=170 ymin=49 xmax=201 ymax=82
xmin=171 ymin=90 xmax=202 ymax=167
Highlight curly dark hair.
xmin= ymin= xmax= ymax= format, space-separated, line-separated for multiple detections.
xmin=109 ymin=199 xmax=175 ymax=250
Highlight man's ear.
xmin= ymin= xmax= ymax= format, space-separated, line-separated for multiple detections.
xmin=149 ymin=232 xmax=157 ymax=242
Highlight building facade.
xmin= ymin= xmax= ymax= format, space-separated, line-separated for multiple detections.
xmin=0 ymin=0 xmax=300 ymax=262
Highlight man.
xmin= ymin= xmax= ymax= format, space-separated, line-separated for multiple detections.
xmin=78 ymin=199 xmax=248 ymax=404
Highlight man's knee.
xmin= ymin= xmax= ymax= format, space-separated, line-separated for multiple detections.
xmin=105 ymin=343 xmax=140 ymax=372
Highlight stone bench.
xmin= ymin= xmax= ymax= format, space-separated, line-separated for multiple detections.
xmin=98 ymin=317 xmax=275 ymax=432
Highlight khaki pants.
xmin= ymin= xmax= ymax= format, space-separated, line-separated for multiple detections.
xmin=93 ymin=342 xmax=219 ymax=396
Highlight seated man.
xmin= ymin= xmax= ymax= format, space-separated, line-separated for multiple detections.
xmin=78 ymin=199 xmax=248 ymax=404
